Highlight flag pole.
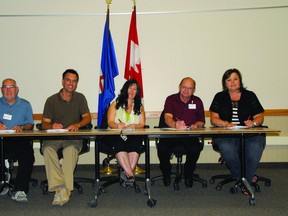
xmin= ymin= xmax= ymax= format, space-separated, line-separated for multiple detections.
xmin=133 ymin=0 xmax=136 ymax=19
xmin=106 ymin=0 xmax=111 ymax=26
xmin=106 ymin=0 xmax=112 ymax=10
xmin=131 ymin=0 xmax=145 ymax=175
xmin=99 ymin=0 xmax=119 ymax=175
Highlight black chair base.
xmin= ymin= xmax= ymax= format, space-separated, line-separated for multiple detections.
xmin=210 ymin=174 xmax=271 ymax=192
xmin=151 ymin=172 xmax=207 ymax=190
xmin=98 ymin=166 xmax=144 ymax=194
xmin=40 ymin=177 xmax=94 ymax=195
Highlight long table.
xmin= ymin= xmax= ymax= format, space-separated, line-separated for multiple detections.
xmin=0 ymin=127 xmax=281 ymax=207
xmin=121 ymin=127 xmax=281 ymax=206
xmin=0 ymin=129 xmax=156 ymax=207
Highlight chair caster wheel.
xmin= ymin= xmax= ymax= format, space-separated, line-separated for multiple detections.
xmin=8 ymin=189 xmax=13 ymax=197
xmin=147 ymin=199 xmax=156 ymax=207
xmin=230 ymin=186 xmax=238 ymax=194
xmin=265 ymin=181 xmax=271 ymax=187
xmin=98 ymin=186 xmax=106 ymax=194
xmin=32 ymin=182 xmax=38 ymax=187
xmin=216 ymin=185 xmax=222 ymax=191
xmin=78 ymin=187 xmax=83 ymax=194
xmin=249 ymin=198 xmax=256 ymax=206
xmin=253 ymin=184 xmax=261 ymax=193
xmin=42 ymin=188 xmax=48 ymax=195
xmin=89 ymin=199 xmax=97 ymax=208
xmin=210 ymin=179 xmax=215 ymax=184
xmin=135 ymin=185 xmax=141 ymax=193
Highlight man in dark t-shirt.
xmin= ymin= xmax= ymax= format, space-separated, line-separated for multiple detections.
xmin=41 ymin=69 xmax=91 ymax=206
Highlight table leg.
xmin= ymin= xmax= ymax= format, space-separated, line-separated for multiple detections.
xmin=145 ymin=136 xmax=156 ymax=208
xmin=89 ymin=136 xmax=100 ymax=208
xmin=240 ymin=135 xmax=256 ymax=206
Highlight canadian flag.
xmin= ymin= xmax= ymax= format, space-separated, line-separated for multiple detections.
xmin=124 ymin=9 xmax=143 ymax=98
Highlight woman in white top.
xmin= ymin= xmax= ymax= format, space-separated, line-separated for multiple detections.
xmin=107 ymin=79 xmax=145 ymax=186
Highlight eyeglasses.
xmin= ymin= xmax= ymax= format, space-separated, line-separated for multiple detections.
xmin=181 ymin=86 xmax=194 ymax=91
xmin=1 ymin=85 xmax=16 ymax=89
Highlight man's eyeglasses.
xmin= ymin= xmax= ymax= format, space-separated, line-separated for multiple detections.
xmin=181 ymin=86 xmax=194 ymax=91
xmin=1 ymin=85 xmax=17 ymax=89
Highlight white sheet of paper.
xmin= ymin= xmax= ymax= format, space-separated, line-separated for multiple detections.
xmin=227 ymin=126 xmax=249 ymax=129
xmin=46 ymin=129 xmax=69 ymax=133
xmin=0 ymin=130 xmax=16 ymax=134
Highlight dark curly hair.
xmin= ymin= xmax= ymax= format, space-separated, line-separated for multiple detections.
xmin=116 ymin=79 xmax=142 ymax=115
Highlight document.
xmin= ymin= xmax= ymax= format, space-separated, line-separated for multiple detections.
xmin=161 ymin=127 xmax=190 ymax=131
xmin=227 ymin=126 xmax=249 ymax=129
xmin=0 ymin=130 xmax=16 ymax=134
xmin=122 ymin=128 xmax=135 ymax=132
xmin=46 ymin=129 xmax=69 ymax=133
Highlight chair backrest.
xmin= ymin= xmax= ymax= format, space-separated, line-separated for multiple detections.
xmin=100 ymin=108 xmax=109 ymax=129
xmin=158 ymin=111 xmax=168 ymax=128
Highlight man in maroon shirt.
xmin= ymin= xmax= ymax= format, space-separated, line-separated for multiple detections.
xmin=157 ymin=77 xmax=205 ymax=187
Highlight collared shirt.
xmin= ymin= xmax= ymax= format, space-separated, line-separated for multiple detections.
xmin=163 ymin=93 xmax=205 ymax=126
xmin=0 ymin=96 xmax=34 ymax=129
xmin=42 ymin=90 xmax=90 ymax=128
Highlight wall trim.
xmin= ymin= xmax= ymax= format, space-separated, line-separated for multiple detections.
xmin=33 ymin=109 xmax=288 ymax=120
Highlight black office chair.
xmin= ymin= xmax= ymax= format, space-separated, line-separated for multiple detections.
xmin=151 ymin=111 xmax=207 ymax=190
xmin=209 ymin=128 xmax=271 ymax=193
xmin=36 ymin=123 xmax=95 ymax=194
xmin=1 ymin=140 xmax=38 ymax=195
xmin=7 ymin=158 xmax=38 ymax=187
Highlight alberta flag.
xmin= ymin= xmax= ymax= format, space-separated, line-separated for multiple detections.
xmin=97 ymin=11 xmax=119 ymax=127
xmin=124 ymin=8 xmax=143 ymax=98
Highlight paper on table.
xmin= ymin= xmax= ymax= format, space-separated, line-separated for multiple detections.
xmin=0 ymin=130 xmax=16 ymax=134
xmin=122 ymin=128 xmax=135 ymax=131
xmin=161 ymin=127 xmax=190 ymax=131
xmin=227 ymin=126 xmax=249 ymax=129
xmin=46 ymin=129 xmax=69 ymax=133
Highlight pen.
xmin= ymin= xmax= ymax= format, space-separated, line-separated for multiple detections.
xmin=247 ymin=116 xmax=251 ymax=120
xmin=118 ymin=119 xmax=122 ymax=123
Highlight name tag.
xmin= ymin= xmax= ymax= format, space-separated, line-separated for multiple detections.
xmin=188 ymin=104 xmax=196 ymax=109
xmin=3 ymin=113 xmax=12 ymax=120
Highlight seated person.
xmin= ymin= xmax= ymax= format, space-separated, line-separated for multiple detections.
xmin=106 ymin=79 xmax=145 ymax=187
xmin=41 ymin=69 xmax=91 ymax=206
xmin=209 ymin=68 xmax=265 ymax=194
xmin=0 ymin=78 xmax=35 ymax=202
xmin=157 ymin=77 xmax=205 ymax=188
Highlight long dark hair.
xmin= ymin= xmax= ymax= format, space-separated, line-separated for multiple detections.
xmin=116 ymin=79 xmax=142 ymax=115
xmin=222 ymin=68 xmax=246 ymax=92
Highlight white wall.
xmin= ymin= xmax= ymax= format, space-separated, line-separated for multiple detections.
xmin=1 ymin=0 xmax=288 ymax=115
